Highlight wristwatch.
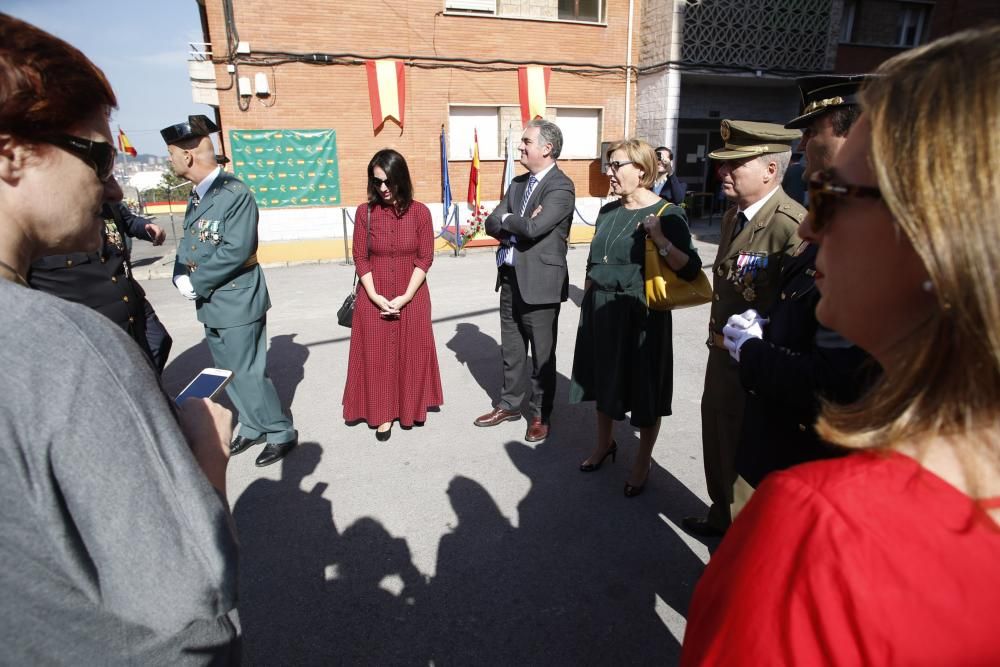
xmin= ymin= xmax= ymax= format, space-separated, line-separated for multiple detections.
xmin=658 ymin=241 xmax=673 ymax=257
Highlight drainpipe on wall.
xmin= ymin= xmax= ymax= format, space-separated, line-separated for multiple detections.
xmin=624 ymin=0 xmax=634 ymax=137
xmin=666 ymin=0 xmax=683 ymax=152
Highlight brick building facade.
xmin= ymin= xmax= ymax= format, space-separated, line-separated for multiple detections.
xmin=194 ymin=0 xmax=643 ymax=252
xmin=190 ymin=0 xmax=997 ymax=252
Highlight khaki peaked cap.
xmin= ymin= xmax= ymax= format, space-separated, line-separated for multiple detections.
xmin=708 ymin=120 xmax=801 ymax=161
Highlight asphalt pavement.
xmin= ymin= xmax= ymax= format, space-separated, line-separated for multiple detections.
xmin=141 ymin=219 xmax=724 ymax=666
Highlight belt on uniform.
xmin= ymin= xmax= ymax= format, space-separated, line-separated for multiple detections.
xmin=708 ymin=332 xmax=727 ymax=350
xmin=242 ymin=253 xmax=258 ymax=268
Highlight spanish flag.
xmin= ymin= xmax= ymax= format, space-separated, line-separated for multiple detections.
xmin=467 ymin=129 xmax=480 ymax=210
xmin=518 ymin=66 xmax=551 ymax=126
xmin=117 ymin=127 xmax=137 ymax=157
xmin=365 ymin=60 xmax=406 ymax=132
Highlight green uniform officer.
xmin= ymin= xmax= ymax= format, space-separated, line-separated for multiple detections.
xmin=162 ymin=115 xmax=296 ymax=467
xmin=683 ymin=120 xmax=805 ymax=537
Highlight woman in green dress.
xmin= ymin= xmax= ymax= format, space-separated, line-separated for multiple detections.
xmin=570 ymin=139 xmax=703 ymax=496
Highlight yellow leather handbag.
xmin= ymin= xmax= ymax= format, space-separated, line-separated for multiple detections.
xmin=644 ymin=203 xmax=713 ymax=311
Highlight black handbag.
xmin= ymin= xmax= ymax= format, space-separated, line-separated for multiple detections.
xmin=336 ymin=290 xmax=356 ymax=328
xmin=337 ymin=206 xmax=370 ymax=328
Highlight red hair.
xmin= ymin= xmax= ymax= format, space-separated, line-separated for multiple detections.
xmin=0 ymin=13 xmax=116 ymax=139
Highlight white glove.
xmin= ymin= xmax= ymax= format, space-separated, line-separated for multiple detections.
xmin=723 ymin=314 xmax=766 ymax=362
xmin=726 ymin=309 xmax=762 ymax=331
xmin=173 ymin=274 xmax=198 ymax=300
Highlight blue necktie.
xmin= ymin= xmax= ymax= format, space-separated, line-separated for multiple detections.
xmin=497 ymin=174 xmax=537 ymax=267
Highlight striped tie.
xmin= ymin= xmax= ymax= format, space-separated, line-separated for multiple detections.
xmin=497 ymin=175 xmax=537 ymax=267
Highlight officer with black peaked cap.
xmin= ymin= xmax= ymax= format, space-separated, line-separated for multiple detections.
xmin=163 ymin=114 xmax=297 ymax=468
xmin=722 ymin=74 xmax=875 ymax=517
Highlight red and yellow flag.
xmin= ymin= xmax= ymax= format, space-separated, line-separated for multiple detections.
xmin=518 ymin=66 xmax=551 ymax=126
xmin=467 ymin=129 xmax=480 ymax=210
xmin=365 ymin=60 xmax=406 ymax=132
xmin=117 ymin=127 xmax=137 ymax=157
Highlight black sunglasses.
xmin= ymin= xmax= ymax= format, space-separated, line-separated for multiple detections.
xmin=42 ymin=134 xmax=117 ymax=182
xmin=807 ymin=168 xmax=882 ymax=232
xmin=371 ymin=176 xmax=390 ymax=186
xmin=606 ymin=160 xmax=633 ymax=172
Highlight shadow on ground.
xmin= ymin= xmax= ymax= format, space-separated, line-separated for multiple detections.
xmin=230 ymin=327 xmax=710 ymax=665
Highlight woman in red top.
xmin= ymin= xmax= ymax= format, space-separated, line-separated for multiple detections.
xmin=342 ymin=149 xmax=443 ymax=441
xmin=682 ymin=27 xmax=1000 ymax=665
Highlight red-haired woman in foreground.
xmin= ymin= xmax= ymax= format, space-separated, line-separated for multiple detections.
xmin=0 ymin=14 xmax=238 ymax=664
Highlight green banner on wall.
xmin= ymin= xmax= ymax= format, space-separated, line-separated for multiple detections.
xmin=229 ymin=129 xmax=340 ymax=209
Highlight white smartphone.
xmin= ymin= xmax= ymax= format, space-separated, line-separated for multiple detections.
xmin=174 ymin=368 xmax=233 ymax=407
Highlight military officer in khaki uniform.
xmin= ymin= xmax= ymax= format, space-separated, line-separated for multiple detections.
xmin=163 ymin=115 xmax=297 ymax=468
xmin=683 ymin=120 xmax=805 ymax=537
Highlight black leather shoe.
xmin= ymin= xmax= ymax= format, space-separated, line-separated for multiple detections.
xmin=255 ymin=439 xmax=297 ymax=467
xmin=375 ymin=422 xmax=392 ymax=442
xmin=681 ymin=516 xmax=726 ymax=538
xmin=230 ymin=434 xmax=265 ymax=456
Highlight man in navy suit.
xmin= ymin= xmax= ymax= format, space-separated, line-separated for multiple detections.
xmin=475 ymin=119 xmax=576 ymax=442
xmin=652 ymin=146 xmax=686 ymax=205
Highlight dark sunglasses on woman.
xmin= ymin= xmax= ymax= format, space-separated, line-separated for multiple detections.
xmin=807 ymin=168 xmax=882 ymax=232
xmin=42 ymin=134 xmax=117 ymax=182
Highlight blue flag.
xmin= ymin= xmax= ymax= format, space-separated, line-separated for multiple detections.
xmin=502 ymin=125 xmax=516 ymax=196
xmin=440 ymin=125 xmax=452 ymax=224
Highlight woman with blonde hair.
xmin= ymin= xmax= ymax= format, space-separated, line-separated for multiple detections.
xmin=682 ymin=26 xmax=1000 ymax=665
xmin=570 ymin=138 xmax=702 ymax=496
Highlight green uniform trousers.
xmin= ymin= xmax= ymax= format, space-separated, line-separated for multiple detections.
xmin=700 ymin=347 xmax=746 ymax=530
xmin=205 ymin=317 xmax=295 ymax=444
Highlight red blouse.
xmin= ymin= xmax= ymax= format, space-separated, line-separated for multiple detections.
xmin=682 ymin=451 xmax=1000 ymax=666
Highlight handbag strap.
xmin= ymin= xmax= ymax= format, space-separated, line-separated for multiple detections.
xmin=647 ymin=201 xmax=673 ymax=247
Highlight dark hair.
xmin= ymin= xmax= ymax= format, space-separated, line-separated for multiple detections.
xmin=828 ymin=105 xmax=862 ymax=137
xmin=0 ymin=14 xmax=116 ymax=139
xmin=367 ymin=148 xmax=413 ymax=214
xmin=655 ymin=146 xmax=673 ymax=161
xmin=526 ymin=119 xmax=563 ymax=159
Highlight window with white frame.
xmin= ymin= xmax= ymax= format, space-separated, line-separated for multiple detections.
xmin=444 ymin=0 xmax=496 ymax=13
xmin=448 ymin=106 xmax=602 ymax=160
xmin=896 ymin=3 xmax=930 ymax=47
xmin=558 ymin=0 xmax=604 ymax=22
xmin=839 ymin=0 xmax=856 ymax=42
xmin=553 ymin=108 xmax=601 ymax=159
xmin=448 ymin=107 xmax=500 ymax=160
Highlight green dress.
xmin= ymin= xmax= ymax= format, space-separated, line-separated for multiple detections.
xmin=569 ymin=200 xmax=701 ymax=427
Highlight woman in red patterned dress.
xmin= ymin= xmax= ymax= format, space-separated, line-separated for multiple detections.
xmin=342 ymin=149 xmax=444 ymax=441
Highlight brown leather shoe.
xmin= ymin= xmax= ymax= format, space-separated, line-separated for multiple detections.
xmin=524 ymin=417 xmax=549 ymax=442
xmin=474 ymin=406 xmax=522 ymax=427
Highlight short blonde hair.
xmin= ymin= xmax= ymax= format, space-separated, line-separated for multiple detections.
xmin=606 ymin=139 xmax=657 ymax=189
xmin=818 ymin=27 xmax=1000 ymax=475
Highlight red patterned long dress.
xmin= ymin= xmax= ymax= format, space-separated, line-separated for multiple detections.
xmin=342 ymin=201 xmax=444 ymax=427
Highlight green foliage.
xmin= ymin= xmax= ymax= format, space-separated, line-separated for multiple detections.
xmin=145 ymin=167 xmax=192 ymax=201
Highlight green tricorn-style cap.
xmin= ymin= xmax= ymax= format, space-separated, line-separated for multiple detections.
xmin=708 ymin=120 xmax=801 ymax=161
xmin=785 ymin=74 xmax=872 ymax=129
xmin=160 ymin=114 xmax=219 ymax=145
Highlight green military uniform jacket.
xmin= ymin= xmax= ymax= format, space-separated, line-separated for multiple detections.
xmin=707 ymin=188 xmax=805 ymax=341
xmin=699 ymin=186 xmax=806 ymax=528
xmin=173 ymin=171 xmax=270 ymax=329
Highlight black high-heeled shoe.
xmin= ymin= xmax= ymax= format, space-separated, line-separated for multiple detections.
xmin=375 ymin=422 xmax=392 ymax=442
xmin=580 ymin=440 xmax=617 ymax=472
xmin=624 ymin=464 xmax=651 ymax=497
